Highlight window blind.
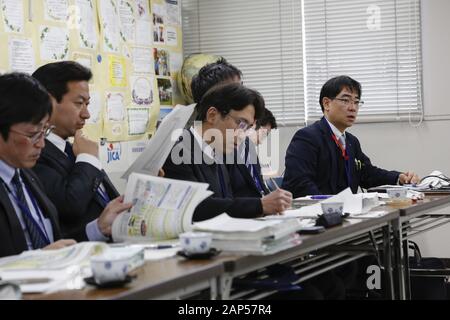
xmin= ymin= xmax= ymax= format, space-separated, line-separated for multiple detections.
xmin=303 ymin=0 xmax=423 ymax=122
xmin=182 ymin=0 xmax=305 ymax=126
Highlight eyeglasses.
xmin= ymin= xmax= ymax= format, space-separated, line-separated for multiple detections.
xmin=10 ymin=125 xmax=55 ymax=144
xmin=333 ymin=97 xmax=364 ymax=108
xmin=226 ymin=114 xmax=252 ymax=131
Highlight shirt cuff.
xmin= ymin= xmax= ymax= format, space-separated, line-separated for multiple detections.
xmin=76 ymin=153 xmax=103 ymax=171
xmin=86 ymin=219 xmax=110 ymax=242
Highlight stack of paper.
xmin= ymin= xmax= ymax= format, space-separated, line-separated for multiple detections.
xmin=269 ymin=188 xmax=382 ymax=219
xmin=192 ymin=214 xmax=302 ymax=255
xmin=0 ymin=242 xmax=107 ymax=293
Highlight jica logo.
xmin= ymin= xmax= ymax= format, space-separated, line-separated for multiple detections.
xmin=107 ymin=143 xmax=121 ymax=164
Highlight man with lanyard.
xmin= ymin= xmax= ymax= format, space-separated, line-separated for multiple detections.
xmin=31 ymin=61 xmax=120 ymax=242
xmin=163 ymin=83 xmax=292 ymax=222
xmin=282 ymin=75 xmax=420 ymax=198
xmin=227 ymin=108 xmax=278 ymax=198
xmin=0 ymin=73 xmax=131 ymax=258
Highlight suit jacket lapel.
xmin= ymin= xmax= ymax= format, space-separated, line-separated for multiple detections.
xmin=319 ymin=118 xmax=339 ymax=194
xmin=21 ymin=170 xmax=61 ymax=239
xmin=42 ymin=140 xmax=73 ymax=172
xmin=102 ymin=170 xmax=120 ymax=199
xmin=0 ymin=183 xmax=28 ymax=251
xmin=345 ymin=135 xmax=357 ymax=191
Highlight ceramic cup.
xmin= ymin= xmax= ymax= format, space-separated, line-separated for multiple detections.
xmin=387 ymin=188 xmax=408 ymax=199
xmin=321 ymin=202 xmax=344 ymax=215
xmin=179 ymin=232 xmax=212 ymax=254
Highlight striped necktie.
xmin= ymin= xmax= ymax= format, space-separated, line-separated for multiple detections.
xmin=11 ymin=171 xmax=49 ymax=249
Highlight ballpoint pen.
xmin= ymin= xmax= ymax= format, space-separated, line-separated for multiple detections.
xmin=270 ymin=177 xmax=279 ymax=190
xmin=309 ymin=195 xmax=332 ymax=200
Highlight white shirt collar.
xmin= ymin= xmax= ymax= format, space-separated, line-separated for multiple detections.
xmin=0 ymin=159 xmax=18 ymax=186
xmin=190 ymin=126 xmax=215 ymax=161
xmin=46 ymin=132 xmax=67 ymax=154
xmin=325 ymin=117 xmax=346 ymax=139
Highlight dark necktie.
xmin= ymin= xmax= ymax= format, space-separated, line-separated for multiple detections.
xmin=65 ymin=142 xmax=76 ymax=162
xmin=244 ymin=142 xmax=265 ymax=195
xmin=217 ymin=164 xmax=229 ymax=198
xmin=11 ymin=171 xmax=49 ymax=249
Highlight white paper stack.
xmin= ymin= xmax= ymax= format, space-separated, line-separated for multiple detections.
xmin=192 ymin=214 xmax=302 ymax=255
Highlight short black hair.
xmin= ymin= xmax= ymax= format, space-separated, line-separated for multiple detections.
xmin=0 ymin=73 xmax=52 ymax=140
xmin=196 ymin=83 xmax=264 ymax=122
xmin=191 ymin=58 xmax=242 ymax=103
xmin=32 ymin=61 xmax=92 ymax=102
xmin=319 ymin=75 xmax=362 ymax=112
xmin=256 ymin=108 xmax=277 ymax=130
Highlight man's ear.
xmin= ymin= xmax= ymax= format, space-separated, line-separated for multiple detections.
xmin=205 ymin=106 xmax=219 ymax=125
xmin=322 ymin=97 xmax=331 ymax=113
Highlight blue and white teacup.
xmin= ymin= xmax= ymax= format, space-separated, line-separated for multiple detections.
xmin=179 ymin=232 xmax=212 ymax=254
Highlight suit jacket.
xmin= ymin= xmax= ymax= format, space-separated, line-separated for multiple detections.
xmin=0 ymin=169 xmax=61 ymax=258
xmin=32 ymin=141 xmax=119 ymax=241
xmin=282 ymin=117 xmax=400 ymax=198
xmin=163 ymin=129 xmax=263 ymax=222
xmin=226 ymin=137 xmax=269 ymax=198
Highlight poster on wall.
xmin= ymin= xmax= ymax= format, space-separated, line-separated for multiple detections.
xmin=157 ymin=78 xmax=172 ymax=106
xmin=165 ymin=0 xmax=180 ymax=26
xmin=118 ymin=0 xmax=135 ymax=43
xmin=44 ymin=0 xmax=69 ymax=21
xmin=75 ymin=0 xmax=98 ymax=50
xmin=99 ymin=0 xmax=121 ymax=53
xmin=9 ymin=38 xmax=35 ymax=74
xmin=130 ymin=75 xmax=154 ymax=106
xmin=1 ymin=0 xmax=24 ymax=33
xmin=39 ymin=26 xmax=70 ymax=61
xmin=153 ymin=48 xmax=170 ymax=76
xmin=127 ymin=108 xmax=149 ymax=135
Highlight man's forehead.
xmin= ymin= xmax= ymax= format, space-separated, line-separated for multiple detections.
xmin=338 ymin=87 xmax=359 ymax=98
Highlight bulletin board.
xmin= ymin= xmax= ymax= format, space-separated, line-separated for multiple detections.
xmin=0 ymin=0 xmax=184 ymax=143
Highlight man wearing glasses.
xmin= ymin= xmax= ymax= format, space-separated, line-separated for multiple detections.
xmin=0 ymin=73 xmax=131 ymax=258
xmin=163 ymin=83 xmax=292 ymax=221
xmin=282 ymin=75 xmax=420 ymax=198
xmin=31 ymin=61 xmax=120 ymax=242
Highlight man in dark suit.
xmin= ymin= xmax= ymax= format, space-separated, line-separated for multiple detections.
xmin=0 ymin=73 xmax=131 ymax=258
xmin=163 ymin=83 xmax=292 ymax=221
xmin=227 ymin=108 xmax=277 ymax=197
xmin=31 ymin=62 xmax=120 ymax=241
xmin=283 ymin=75 xmax=420 ymax=198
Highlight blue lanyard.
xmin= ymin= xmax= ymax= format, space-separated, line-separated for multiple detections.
xmin=96 ymin=187 xmax=110 ymax=207
xmin=1 ymin=179 xmax=51 ymax=245
xmin=249 ymin=163 xmax=266 ymax=196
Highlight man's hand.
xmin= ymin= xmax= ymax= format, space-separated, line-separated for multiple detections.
xmin=43 ymin=239 xmax=77 ymax=250
xmin=399 ymin=171 xmax=420 ymax=185
xmin=72 ymin=130 xmax=99 ymax=157
xmin=97 ymin=195 xmax=133 ymax=237
xmin=261 ymin=188 xmax=293 ymax=216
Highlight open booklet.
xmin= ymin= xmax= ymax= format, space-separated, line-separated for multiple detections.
xmin=122 ymin=104 xmax=195 ymax=179
xmin=112 ymin=173 xmax=213 ymax=242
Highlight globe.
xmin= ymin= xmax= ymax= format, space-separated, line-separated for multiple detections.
xmin=177 ymin=53 xmax=222 ymax=104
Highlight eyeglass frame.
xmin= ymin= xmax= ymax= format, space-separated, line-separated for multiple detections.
xmin=9 ymin=125 xmax=55 ymax=144
xmin=332 ymin=97 xmax=365 ymax=108
xmin=225 ymin=113 xmax=252 ymax=131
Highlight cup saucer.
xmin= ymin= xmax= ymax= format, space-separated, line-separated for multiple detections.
xmin=84 ymin=275 xmax=134 ymax=288
xmin=176 ymin=248 xmax=220 ymax=260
